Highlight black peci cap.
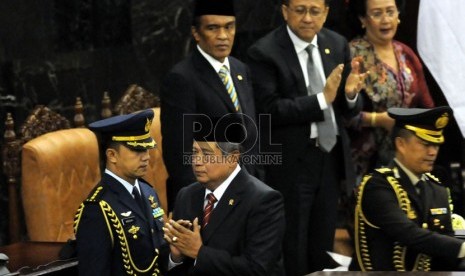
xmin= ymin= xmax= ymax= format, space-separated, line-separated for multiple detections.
xmin=193 ymin=0 xmax=235 ymax=17
xmin=88 ymin=109 xmax=156 ymax=150
xmin=388 ymin=106 xmax=453 ymax=144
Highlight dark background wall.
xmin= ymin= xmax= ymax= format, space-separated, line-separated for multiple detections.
xmin=0 ymin=0 xmax=462 ymax=245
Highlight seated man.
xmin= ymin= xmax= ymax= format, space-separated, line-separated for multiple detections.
xmin=351 ymin=106 xmax=465 ymax=271
xmin=74 ymin=109 xmax=168 ymax=276
xmin=163 ymin=115 xmax=286 ymax=275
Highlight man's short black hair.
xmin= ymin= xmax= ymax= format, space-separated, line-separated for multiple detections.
xmin=282 ymin=0 xmax=332 ymax=6
xmin=391 ymin=126 xmax=414 ymax=147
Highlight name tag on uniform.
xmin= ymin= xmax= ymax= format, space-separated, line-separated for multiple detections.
xmin=122 ymin=216 xmax=136 ymax=225
xmin=430 ymin=208 xmax=447 ymax=215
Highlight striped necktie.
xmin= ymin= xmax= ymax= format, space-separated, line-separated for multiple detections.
xmin=219 ymin=65 xmax=240 ymax=111
xmin=202 ymin=193 xmax=217 ymax=228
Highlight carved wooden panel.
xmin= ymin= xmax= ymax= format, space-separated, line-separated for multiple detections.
xmin=113 ymin=84 xmax=160 ymax=115
xmin=20 ymin=106 xmax=71 ymax=144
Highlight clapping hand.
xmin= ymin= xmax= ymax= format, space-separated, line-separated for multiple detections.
xmin=164 ymin=216 xmax=202 ymax=259
xmin=345 ymin=56 xmax=369 ymax=99
xmin=324 ymin=64 xmax=344 ymax=104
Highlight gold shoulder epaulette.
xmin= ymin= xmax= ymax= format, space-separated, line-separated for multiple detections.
xmin=375 ymin=168 xmax=393 ymax=174
xmin=85 ymin=186 xmax=105 ymax=203
xmin=425 ymin=173 xmax=441 ymax=184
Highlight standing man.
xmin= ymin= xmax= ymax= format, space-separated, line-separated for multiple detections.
xmin=247 ymin=0 xmax=366 ymax=274
xmin=160 ymin=0 xmax=259 ymax=211
xmin=74 ymin=109 xmax=168 ymax=276
xmin=163 ymin=117 xmax=286 ymax=276
xmin=248 ymin=0 xmax=365 ymax=276
xmin=351 ymin=106 xmax=465 ymax=271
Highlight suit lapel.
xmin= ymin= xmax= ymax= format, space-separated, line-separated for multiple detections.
xmin=419 ymin=177 xmax=432 ymax=221
xmin=394 ymin=166 xmax=424 ymax=215
xmin=316 ymin=31 xmax=334 ymax=78
xmin=277 ymin=26 xmax=308 ymax=96
xmin=201 ymin=170 xmax=246 ymax=243
xmin=139 ymin=184 xmax=156 ymax=228
xmin=192 ymin=185 xmax=206 ymax=221
xmin=192 ymin=50 xmax=237 ymax=113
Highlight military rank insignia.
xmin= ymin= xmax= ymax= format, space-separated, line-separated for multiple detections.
xmin=148 ymin=195 xmax=158 ymax=209
xmin=148 ymin=194 xmax=164 ymax=219
xmin=128 ymin=225 xmax=140 ymax=239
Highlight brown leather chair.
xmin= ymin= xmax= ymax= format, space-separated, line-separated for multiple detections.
xmin=21 ymin=128 xmax=100 ymax=241
xmin=2 ymin=105 xmax=75 ymax=242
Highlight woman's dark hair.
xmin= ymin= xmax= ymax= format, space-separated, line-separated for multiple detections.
xmin=347 ymin=0 xmax=405 ymax=39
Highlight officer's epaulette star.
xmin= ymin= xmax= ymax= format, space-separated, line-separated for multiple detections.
xmin=84 ymin=185 xmax=106 ymax=203
xmin=425 ymin=172 xmax=442 ymax=185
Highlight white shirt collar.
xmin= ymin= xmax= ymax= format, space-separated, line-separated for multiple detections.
xmin=393 ymin=158 xmax=425 ymax=186
xmin=286 ymin=25 xmax=318 ymax=54
xmin=204 ymin=164 xmax=241 ymax=205
xmin=105 ymin=168 xmax=141 ymax=196
xmin=197 ymin=45 xmax=231 ymax=74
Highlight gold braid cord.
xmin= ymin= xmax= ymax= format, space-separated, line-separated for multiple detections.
xmin=74 ymin=186 xmax=104 ymax=234
xmin=73 ymin=187 xmax=161 ymax=276
xmin=355 ymin=174 xmax=374 ymax=271
xmin=74 ymin=203 xmax=85 ymax=234
xmin=99 ymin=200 xmax=160 ymax=276
xmin=355 ymin=170 xmax=431 ymax=271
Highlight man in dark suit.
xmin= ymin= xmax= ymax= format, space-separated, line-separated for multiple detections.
xmin=163 ymin=117 xmax=286 ymax=276
xmin=247 ymin=0 xmax=366 ymax=274
xmin=160 ymin=0 xmax=259 ymax=211
xmin=74 ymin=109 xmax=168 ymax=276
xmin=351 ymin=106 xmax=465 ymax=271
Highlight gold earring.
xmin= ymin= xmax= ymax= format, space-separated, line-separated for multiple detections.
xmin=397 ymin=19 xmax=401 ymax=24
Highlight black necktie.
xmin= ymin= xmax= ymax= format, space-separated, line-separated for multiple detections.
xmin=417 ymin=180 xmax=426 ymax=197
xmin=417 ymin=180 xmax=427 ymax=210
xmin=132 ymin=186 xmax=145 ymax=212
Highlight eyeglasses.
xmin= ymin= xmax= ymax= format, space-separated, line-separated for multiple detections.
xmin=286 ymin=5 xmax=325 ymax=18
xmin=366 ymin=9 xmax=399 ymax=21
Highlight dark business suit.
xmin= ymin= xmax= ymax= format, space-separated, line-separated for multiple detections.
xmin=169 ymin=168 xmax=286 ymax=276
xmin=75 ymin=173 xmax=168 ymax=276
xmin=161 ymin=48 xmax=259 ymax=210
xmin=351 ymin=164 xmax=463 ymax=271
xmin=247 ymin=25 xmax=361 ymax=274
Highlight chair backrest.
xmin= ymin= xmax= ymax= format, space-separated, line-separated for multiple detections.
xmin=2 ymin=103 xmax=81 ymax=243
xmin=144 ymin=107 xmax=168 ymax=212
xmin=21 ymin=128 xmax=100 ymax=241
